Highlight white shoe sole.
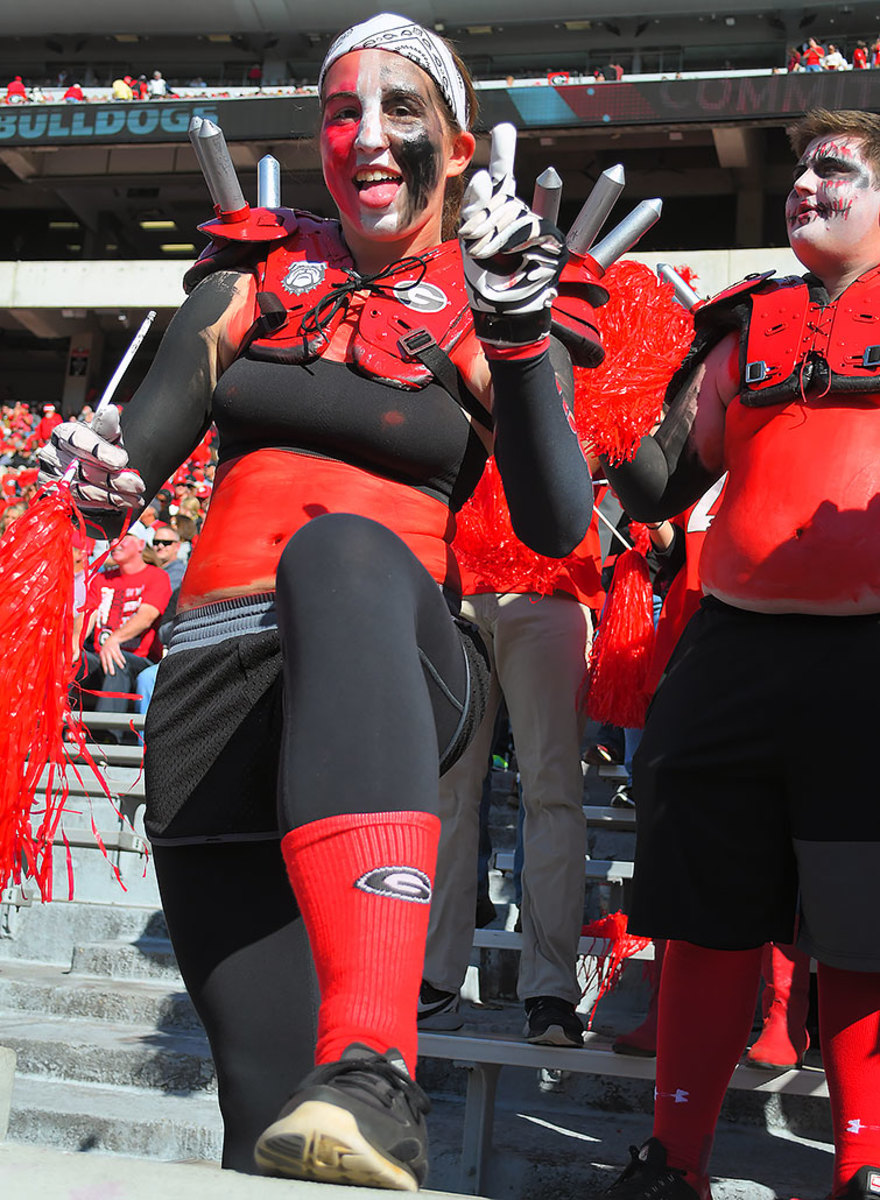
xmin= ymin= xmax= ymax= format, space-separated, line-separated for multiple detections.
xmin=525 ymin=1022 xmax=584 ymax=1048
xmin=254 ymin=1100 xmax=419 ymax=1190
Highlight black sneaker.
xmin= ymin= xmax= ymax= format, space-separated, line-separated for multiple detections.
xmin=602 ymin=1139 xmax=699 ymax=1198
xmin=253 ymin=1044 xmax=430 ymax=1190
xmin=842 ymin=1166 xmax=880 ymax=1198
xmin=417 ymin=981 xmax=463 ymax=1031
xmin=523 ymin=996 xmax=584 ymax=1047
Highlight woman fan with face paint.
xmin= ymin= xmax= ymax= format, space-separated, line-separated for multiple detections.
xmin=37 ymin=13 xmax=593 ymax=1191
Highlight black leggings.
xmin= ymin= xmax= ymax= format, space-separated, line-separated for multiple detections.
xmin=275 ymin=511 xmax=471 ymax=830
xmin=152 ymin=514 xmax=477 ymax=1170
xmin=152 ymin=839 xmax=318 ymax=1174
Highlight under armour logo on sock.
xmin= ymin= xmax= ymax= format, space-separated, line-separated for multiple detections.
xmin=355 ymin=865 xmax=432 ymax=903
xmin=654 ymin=1087 xmax=689 ymax=1104
xmin=847 ymin=1119 xmax=880 ymax=1136
xmin=869 ymin=1172 xmax=880 ymax=1192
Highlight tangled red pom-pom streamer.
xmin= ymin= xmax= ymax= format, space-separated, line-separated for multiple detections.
xmin=0 ymin=486 xmax=129 ymax=901
xmin=452 ymin=456 xmax=572 ymax=595
xmin=0 ymin=484 xmax=80 ymax=897
xmin=583 ymin=543 xmax=655 ymax=729
xmin=578 ymin=910 xmax=652 ymax=1029
xmin=573 ymin=260 xmax=695 ymax=464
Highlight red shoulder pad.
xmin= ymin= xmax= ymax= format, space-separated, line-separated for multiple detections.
xmin=693 ymin=270 xmax=776 ymax=329
xmin=197 ymin=206 xmax=299 ymax=244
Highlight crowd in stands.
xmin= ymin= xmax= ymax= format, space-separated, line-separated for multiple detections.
xmin=787 ymin=35 xmax=880 ymax=71
xmin=4 ymin=31 xmax=879 ymax=107
xmin=0 ymin=399 xmax=215 ymax=728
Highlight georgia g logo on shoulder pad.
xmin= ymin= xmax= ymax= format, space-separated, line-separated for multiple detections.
xmin=355 ymin=865 xmax=432 ymax=903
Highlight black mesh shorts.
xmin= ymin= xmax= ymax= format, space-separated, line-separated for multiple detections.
xmin=144 ymin=608 xmax=488 ymax=845
xmin=629 ymin=596 xmax=880 ymax=971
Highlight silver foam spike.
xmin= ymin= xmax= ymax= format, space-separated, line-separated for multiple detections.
xmin=257 ymin=154 xmax=281 ymax=208
xmin=590 ymin=198 xmax=663 ymax=271
xmin=657 ymin=263 xmax=702 ymax=310
xmin=532 ymin=166 xmax=562 ymax=224
xmin=566 ymin=164 xmax=625 ymax=255
xmin=196 ymin=118 xmax=246 ymax=214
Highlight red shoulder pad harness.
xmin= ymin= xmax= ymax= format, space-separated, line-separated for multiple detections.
xmin=741 ymin=267 xmax=880 ymax=395
xmin=250 ymin=230 xmax=473 ymax=388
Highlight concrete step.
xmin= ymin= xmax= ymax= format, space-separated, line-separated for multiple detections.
xmin=0 ymin=900 xmax=168 ymax=966
xmin=0 ymin=959 xmax=200 ymax=1031
xmin=0 ymin=1140 xmax=492 ymax=1200
xmin=7 ymin=1073 xmax=222 ymax=1160
xmin=70 ymin=936 xmax=181 ymax=983
xmin=0 ymin=1011 xmax=215 ymax=1094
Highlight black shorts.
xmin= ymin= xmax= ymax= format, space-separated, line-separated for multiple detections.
xmin=143 ymin=601 xmax=489 ymax=845
xmin=629 ymin=596 xmax=880 ymax=970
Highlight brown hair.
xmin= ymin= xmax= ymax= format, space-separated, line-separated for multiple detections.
xmin=434 ymin=37 xmax=479 ymax=240
xmin=788 ymin=109 xmax=880 ymax=182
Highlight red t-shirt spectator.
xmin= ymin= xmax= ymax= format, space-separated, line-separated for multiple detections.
xmin=87 ymin=564 xmax=172 ymax=662
xmin=803 ymin=40 xmax=825 ymax=68
xmin=63 ymin=83 xmax=85 ymax=101
xmin=5 ymin=77 xmax=27 ymax=103
xmin=853 ymin=44 xmax=868 ymax=69
xmin=36 ymin=407 xmax=62 ymax=442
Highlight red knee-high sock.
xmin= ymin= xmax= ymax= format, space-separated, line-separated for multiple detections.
xmin=281 ymin=811 xmax=440 ymax=1078
xmin=653 ymin=941 xmax=763 ymax=1195
xmin=818 ymin=963 xmax=880 ymax=1197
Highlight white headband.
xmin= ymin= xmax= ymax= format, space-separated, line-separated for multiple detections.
xmin=319 ymin=12 xmax=469 ymax=130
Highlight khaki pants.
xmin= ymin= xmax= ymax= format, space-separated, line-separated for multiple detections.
xmin=424 ymin=591 xmax=592 ymax=1003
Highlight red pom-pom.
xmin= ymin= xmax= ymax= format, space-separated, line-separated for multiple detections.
xmin=578 ymin=910 xmax=653 ymax=1029
xmin=452 ymin=457 xmax=570 ymax=594
xmin=0 ymin=485 xmax=78 ymax=898
xmin=573 ymin=260 xmax=695 ymax=463
xmin=583 ymin=548 xmax=655 ymax=728
xmin=0 ymin=487 xmax=129 ymax=901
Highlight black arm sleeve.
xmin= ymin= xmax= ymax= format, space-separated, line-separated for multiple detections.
xmin=601 ymin=435 xmax=718 ymax=524
xmin=88 ymin=272 xmax=244 ymax=538
xmin=490 ymin=336 xmax=592 ymax=557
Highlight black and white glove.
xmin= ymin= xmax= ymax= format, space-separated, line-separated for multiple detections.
xmin=37 ymin=406 xmax=145 ymax=511
xmin=459 ymin=123 xmax=568 ymax=349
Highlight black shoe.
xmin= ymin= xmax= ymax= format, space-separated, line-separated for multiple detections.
xmin=417 ymin=981 xmax=463 ymax=1031
xmin=602 ymin=1140 xmax=699 ymax=1198
xmin=841 ymin=1167 xmax=880 ymax=1198
xmin=523 ymin=996 xmax=584 ymax=1047
xmin=611 ymin=783 xmax=636 ymax=808
xmin=475 ymin=893 xmax=498 ymax=929
xmin=253 ymin=1044 xmax=430 ymax=1190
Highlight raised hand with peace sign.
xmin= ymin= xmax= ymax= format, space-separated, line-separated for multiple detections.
xmin=458 ymin=123 xmax=568 ymax=349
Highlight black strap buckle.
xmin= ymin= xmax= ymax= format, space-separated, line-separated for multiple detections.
xmin=398 ymin=327 xmax=435 ymax=359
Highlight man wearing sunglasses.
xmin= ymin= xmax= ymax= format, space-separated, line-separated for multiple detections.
xmin=151 ymin=524 xmax=185 ymax=590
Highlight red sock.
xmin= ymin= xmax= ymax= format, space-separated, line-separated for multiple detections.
xmin=281 ymin=810 xmax=440 ymax=1077
xmin=818 ymin=963 xmax=880 ymax=1196
xmin=653 ymin=941 xmax=763 ymax=1195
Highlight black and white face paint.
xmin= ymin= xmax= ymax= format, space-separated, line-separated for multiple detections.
xmin=321 ymin=49 xmax=450 ymax=246
xmin=786 ymin=134 xmax=880 ymax=272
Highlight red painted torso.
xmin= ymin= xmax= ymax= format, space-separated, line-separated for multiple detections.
xmin=700 ymin=397 xmax=880 ymax=613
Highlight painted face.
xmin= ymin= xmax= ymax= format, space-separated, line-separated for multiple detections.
xmin=320 ymin=49 xmax=452 ymax=254
xmin=786 ymin=134 xmax=880 ymax=273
